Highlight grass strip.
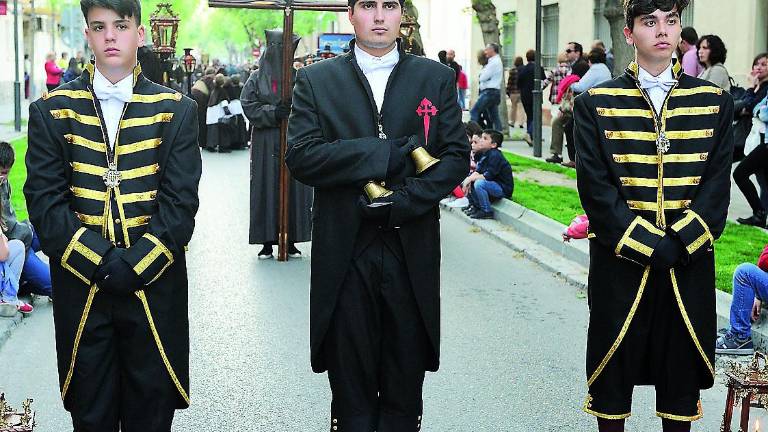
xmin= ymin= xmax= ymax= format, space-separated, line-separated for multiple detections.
xmin=503 ymin=150 xmax=577 ymax=180
xmin=9 ymin=136 xmax=28 ymax=221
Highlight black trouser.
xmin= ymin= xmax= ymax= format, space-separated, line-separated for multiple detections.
xmin=67 ymin=291 xmax=178 ymax=432
xmin=733 ymin=140 xmax=768 ymax=214
xmin=324 ymin=230 xmax=430 ymax=432
xmin=564 ymin=116 xmax=575 ymax=162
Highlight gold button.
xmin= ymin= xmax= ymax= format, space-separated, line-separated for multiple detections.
xmin=114 ymin=218 xmax=121 ymax=224
xmin=332 ymin=419 xmax=337 ymax=424
xmin=332 ymin=427 xmax=337 ymax=431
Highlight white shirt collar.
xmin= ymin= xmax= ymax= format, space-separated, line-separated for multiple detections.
xmin=354 ymin=44 xmax=400 ymax=76
xmin=93 ymin=66 xmax=134 ymax=103
xmin=637 ymin=60 xmax=674 ymax=81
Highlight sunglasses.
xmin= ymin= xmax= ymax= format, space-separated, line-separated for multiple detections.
xmin=565 ymin=49 xmax=579 ymax=54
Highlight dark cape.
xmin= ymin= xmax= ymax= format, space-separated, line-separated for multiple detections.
xmin=241 ymin=31 xmax=312 ymax=245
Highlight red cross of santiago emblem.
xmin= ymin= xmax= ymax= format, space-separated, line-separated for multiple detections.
xmin=416 ymin=98 xmax=438 ymax=146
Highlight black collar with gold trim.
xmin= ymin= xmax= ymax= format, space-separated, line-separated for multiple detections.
xmin=82 ymin=61 xmax=144 ymax=88
xmin=625 ymin=58 xmax=684 ymax=82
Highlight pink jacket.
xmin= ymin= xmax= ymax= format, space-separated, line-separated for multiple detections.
xmin=45 ymin=60 xmax=63 ymax=86
xmin=556 ymin=74 xmax=581 ymax=104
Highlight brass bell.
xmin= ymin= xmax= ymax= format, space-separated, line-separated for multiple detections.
xmin=411 ymin=147 xmax=440 ymax=175
xmin=363 ymin=181 xmax=393 ymax=202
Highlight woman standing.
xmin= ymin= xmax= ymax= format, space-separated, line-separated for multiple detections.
xmin=44 ymin=53 xmax=62 ymax=92
xmin=697 ymin=35 xmax=731 ymax=91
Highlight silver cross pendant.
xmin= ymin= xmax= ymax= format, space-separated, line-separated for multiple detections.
xmin=102 ymin=162 xmax=122 ymax=188
xmin=656 ymin=131 xmax=671 ymax=154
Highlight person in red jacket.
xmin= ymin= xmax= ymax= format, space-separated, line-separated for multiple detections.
xmin=715 ymin=244 xmax=768 ymax=355
xmin=44 ymin=52 xmax=63 ymax=92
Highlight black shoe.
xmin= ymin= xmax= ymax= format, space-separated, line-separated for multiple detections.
xmin=204 ymin=146 xmax=217 ymax=153
xmin=462 ymin=205 xmax=475 ymax=215
xmin=257 ymin=244 xmax=274 ymax=260
xmin=737 ymin=211 xmax=767 ymax=227
xmin=715 ymin=331 xmax=754 ymax=355
xmin=545 ymin=154 xmax=563 ymax=164
xmin=288 ymin=244 xmax=302 ymax=258
xmin=470 ymin=210 xmax=494 ymax=219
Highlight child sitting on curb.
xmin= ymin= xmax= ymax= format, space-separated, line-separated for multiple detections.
xmin=0 ymin=231 xmax=32 ymax=316
xmin=462 ymin=129 xmax=514 ymax=219
xmin=715 ymin=243 xmax=768 ymax=355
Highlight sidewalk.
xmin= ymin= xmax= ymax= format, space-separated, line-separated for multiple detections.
xmin=0 ymin=97 xmax=29 ymax=143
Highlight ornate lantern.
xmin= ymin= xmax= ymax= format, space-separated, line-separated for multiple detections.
xmin=0 ymin=393 xmax=35 ymax=432
xmin=181 ymin=48 xmax=197 ymax=95
xmin=722 ymin=352 xmax=768 ymax=431
xmin=149 ymin=3 xmax=180 ymax=61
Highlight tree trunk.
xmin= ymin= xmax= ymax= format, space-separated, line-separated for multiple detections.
xmin=604 ymin=0 xmax=633 ymax=75
xmin=471 ymin=0 xmax=508 ymax=136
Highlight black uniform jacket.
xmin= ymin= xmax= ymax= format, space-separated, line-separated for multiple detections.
xmin=574 ymin=60 xmax=733 ymax=390
xmin=24 ymin=63 xmax=202 ymax=409
xmin=286 ymin=40 xmax=470 ymax=373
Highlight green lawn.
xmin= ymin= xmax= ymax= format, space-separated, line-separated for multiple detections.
xmin=503 ymin=150 xmax=768 ymax=293
xmin=9 ymin=137 xmax=28 ymax=221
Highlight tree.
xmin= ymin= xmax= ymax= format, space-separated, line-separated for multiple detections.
xmin=603 ymin=0 xmax=633 ymax=74
xmin=471 ymin=0 xmax=508 ymax=135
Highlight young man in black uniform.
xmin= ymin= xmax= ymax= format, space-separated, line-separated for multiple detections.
xmin=24 ymin=0 xmax=201 ymax=430
xmin=286 ymin=1 xmax=469 ymax=430
xmin=574 ymin=1 xmax=733 ymax=431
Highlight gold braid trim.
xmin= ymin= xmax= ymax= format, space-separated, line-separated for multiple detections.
xmin=61 ymin=228 xmax=90 ymax=284
xmin=119 ymin=190 xmax=158 ymax=204
xmin=587 ymin=267 xmax=651 ymax=386
xmin=656 ymin=401 xmax=704 ymax=422
xmin=612 ymin=153 xmax=709 ymax=164
xmin=627 ymin=200 xmax=690 ymax=211
xmin=49 ymin=109 xmax=101 ymax=126
xmin=669 ymin=269 xmax=716 ymax=378
xmin=666 ymin=106 xmax=720 ymax=117
xmin=620 ymin=177 xmax=701 ymax=187
xmin=64 ymin=134 xmax=106 ymax=152
xmin=667 ymin=129 xmax=714 ymax=140
xmin=636 ymin=218 xmax=665 ymax=236
xmin=624 ymin=238 xmax=653 ymax=257
xmin=604 ymin=130 xmax=657 ymax=141
xmin=120 ymin=113 xmax=174 ymax=129
xmin=117 ymin=138 xmax=162 ymax=155
xmin=71 ymin=162 xmax=160 ymax=180
xmin=124 ymin=216 xmax=151 ymax=228
xmin=615 ymin=217 xmax=641 ymax=256
xmin=596 ymin=108 xmax=653 ymax=118
xmin=135 ymin=291 xmax=190 ymax=405
xmin=588 ymin=88 xmax=643 ymax=97
xmin=61 ymin=285 xmax=99 ymax=401
xmin=71 ymin=186 xmax=107 ymax=201
xmin=43 ymin=90 xmax=93 ymax=100
xmin=131 ymin=93 xmax=182 ymax=103
xmin=582 ymin=395 xmax=632 ymax=420
xmin=671 ymin=86 xmax=723 ymax=97
xmin=72 ymin=242 xmax=101 ymax=265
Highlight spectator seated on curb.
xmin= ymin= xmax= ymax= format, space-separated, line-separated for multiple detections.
xmin=562 ymin=214 xmax=589 ymax=242
xmin=442 ymin=121 xmax=482 ymax=209
xmin=0 ymin=142 xmax=52 ymax=300
xmin=715 ymin=244 xmax=768 ymax=355
xmin=0 ymin=233 xmax=31 ymax=317
xmin=462 ymin=129 xmax=514 ymax=220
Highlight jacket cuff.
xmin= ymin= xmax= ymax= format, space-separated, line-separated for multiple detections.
xmin=669 ymin=210 xmax=714 ymax=260
xmin=61 ymin=227 xmax=113 ymax=285
xmin=122 ymin=233 xmax=175 ymax=285
xmin=614 ymin=216 xmax=666 ymax=265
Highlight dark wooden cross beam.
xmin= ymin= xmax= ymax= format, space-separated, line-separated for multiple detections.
xmin=208 ymin=0 xmax=348 ymax=261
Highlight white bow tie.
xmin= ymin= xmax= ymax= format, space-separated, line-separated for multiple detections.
xmin=94 ymin=80 xmax=132 ymax=103
xmin=639 ymin=75 xmax=677 ymax=92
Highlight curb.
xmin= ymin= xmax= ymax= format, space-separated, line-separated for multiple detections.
xmin=443 ymin=199 xmax=768 ymax=352
xmin=0 ymin=294 xmax=48 ymax=351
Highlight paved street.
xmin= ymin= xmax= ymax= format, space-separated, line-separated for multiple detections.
xmin=0 ymin=149 xmax=743 ymax=431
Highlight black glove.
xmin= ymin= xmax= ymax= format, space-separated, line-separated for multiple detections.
xmin=274 ymin=102 xmax=292 ymax=121
xmin=650 ymin=235 xmax=686 ymax=269
xmin=93 ymin=248 xmax=145 ymax=296
xmin=357 ymin=195 xmax=394 ymax=226
xmin=385 ymin=135 xmax=418 ymax=178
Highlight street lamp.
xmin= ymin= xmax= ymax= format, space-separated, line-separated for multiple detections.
xmin=149 ymin=3 xmax=180 ymax=86
xmin=182 ymin=48 xmax=196 ymax=96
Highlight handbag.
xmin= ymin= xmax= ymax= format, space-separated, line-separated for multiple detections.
xmin=745 ymin=118 xmax=765 ymax=156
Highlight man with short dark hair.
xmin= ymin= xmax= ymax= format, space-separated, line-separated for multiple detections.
xmin=517 ymin=49 xmax=544 ymax=145
xmin=286 ymin=0 xmax=468 ymax=430
xmin=679 ymin=26 xmax=702 ymax=77
xmin=25 ymin=0 xmax=201 ymax=430
xmin=470 ymin=43 xmax=504 ymax=132
xmin=566 ymin=41 xmax=584 ymax=65
xmin=462 ymin=129 xmax=513 ymax=219
xmin=574 ymin=0 xmax=732 ymax=430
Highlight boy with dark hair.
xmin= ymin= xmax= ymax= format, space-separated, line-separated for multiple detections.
xmin=679 ymin=26 xmax=702 ymax=77
xmin=574 ymin=0 xmax=732 ymax=431
xmin=0 ymin=142 xmax=52 ymax=301
xmin=24 ymin=0 xmax=201 ymax=430
xmin=462 ymin=129 xmax=513 ymax=219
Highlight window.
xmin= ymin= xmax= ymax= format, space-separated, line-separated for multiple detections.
xmin=502 ymin=12 xmax=517 ymax=66
xmin=681 ymin=0 xmax=694 ymax=27
xmin=542 ymin=4 xmax=559 ymax=69
xmin=593 ymin=0 xmax=612 ymax=50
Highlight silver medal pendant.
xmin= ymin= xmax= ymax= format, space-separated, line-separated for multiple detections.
xmin=103 ymin=162 xmax=122 ymax=188
xmin=656 ymin=132 xmax=670 ymax=154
